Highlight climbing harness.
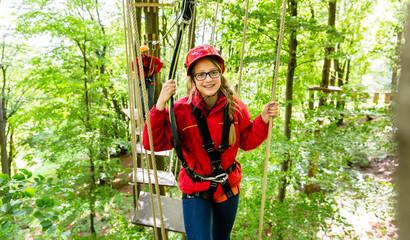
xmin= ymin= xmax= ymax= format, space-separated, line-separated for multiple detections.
xmin=179 ymin=103 xmax=237 ymax=201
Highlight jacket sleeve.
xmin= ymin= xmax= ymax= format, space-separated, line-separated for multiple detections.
xmin=154 ymin=57 xmax=164 ymax=73
xmin=237 ymin=100 xmax=270 ymax=151
xmin=133 ymin=58 xmax=144 ymax=77
xmin=143 ymin=106 xmax=174 ymax=151
xmin=132 ymin=58 xmax=145 ymax=77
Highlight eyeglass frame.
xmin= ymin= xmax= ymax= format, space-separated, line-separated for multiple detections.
xmin=192 ymin=69 xmax=221 ymax=81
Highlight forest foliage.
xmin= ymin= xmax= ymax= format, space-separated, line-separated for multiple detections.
xmin=0 ymin=0 xmax=403 ymax=239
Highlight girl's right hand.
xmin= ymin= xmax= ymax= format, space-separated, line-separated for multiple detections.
xmin=156 ymin=79 xmax=176 ymax=111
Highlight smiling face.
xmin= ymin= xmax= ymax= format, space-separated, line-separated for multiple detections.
xmin=192 ymin=57 xmax=222 ymax=103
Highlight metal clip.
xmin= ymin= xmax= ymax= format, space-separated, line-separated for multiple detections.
xmin=212 ymin=173 xmax=228 ymax=183
xmin=202 ymin=141 xmax=215 ymax=152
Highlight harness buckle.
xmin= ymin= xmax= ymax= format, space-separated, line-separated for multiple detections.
xmin=218 ymin=145 xmax=229 ymax=153
xmin=212 ymin=173 xmax=228 ymax=183
xmin=202 ymin=141 xmax=215 ymax=152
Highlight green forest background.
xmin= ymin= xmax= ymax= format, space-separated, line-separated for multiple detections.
xmin=0 ymin=0 xmax=404 ymax=239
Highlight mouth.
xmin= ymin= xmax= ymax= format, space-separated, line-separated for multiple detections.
xmin=203 ymin=84 xmax=215 ymax=89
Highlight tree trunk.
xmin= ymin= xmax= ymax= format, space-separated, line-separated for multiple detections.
xmin=89 ymin=146 xmax=96 ymax=236
xmin=0 ymin=65 xmax=9 ymax=176
xmin=81 ymin=34 xmax=96 ymax=235
xmin=188 ymin=4 xmax=197 ymax=51
xmin=278 ymin=0 xmax=297 ymax=204
xmin=136 ymin=0 xmax=142 ymax=45
xmin=335 ymin=60 xmax=346 ymax=125
xmin=391 ymin=30 xmax=402 ymax=109
xmin=144 ymin=0 xmax=162 ymax=104
xmin=397 ymin=5 xmax=410 ymax=239
xmin=335 ymin=45 xmax=346 ymax=124
xmin=335 ymin=57 xmax=345 ymax=107
xmin=7 ymin=127 xmax=14 ymax=173
xmin=319 ymin=0 xmax=336 ymax=107
xmin=0 ymin=95 xmax=8 ymax=176
xmin=345 ymin=59 xmax=351 ymax=85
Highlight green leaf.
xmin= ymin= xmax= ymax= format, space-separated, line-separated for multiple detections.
xmin=33 ymin=211 xmax=44 ymax=220
xmin=46 ymin=178 xmax=53 ymax=184
xmin=1 ymin=203 xmax=11 ymax=213
xmin=42 ymin=195 xmax=51 ymax=205
xmin=46 ymin=199 xmax=55 ymax=209
xmin=25 ymin=187 xmax=36 ymax=197
xmin=0 ymin=173 xmax=9 ymax=181
xmin=2 ymin=196 xmax=11 ymax=204
xmin=51 ymin=214 xmax=59 ymax=222
xmin=35 ymin=198 xmax=45 ymax=208
xmin=23 ymin=206 xmax=34 ymax=215
xmin=12 ymin=173 xmax=25 ymax=181
xmin=11 ymin=209 xmax=26 ymax=217
xmin=9 ymin=200 xmax=23 ymax=214
xmin=40 ymin=219 xmax=52 ymax=230
xmin=19 ymin=169 xmax=33 ymax=178
xmin=47 ymin=224 xmax=58 ymax=234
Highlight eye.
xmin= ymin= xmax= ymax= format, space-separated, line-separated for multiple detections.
xmin=195 ymin=72 xmax=206 ymax=79
xmin=210 ymin=70 xmax=220 ymax=77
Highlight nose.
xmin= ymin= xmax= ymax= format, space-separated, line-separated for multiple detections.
xmin=204 ymin=73 xmax=213 ymax=81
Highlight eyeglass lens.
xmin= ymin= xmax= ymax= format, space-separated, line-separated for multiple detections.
xmin=194 ymin=70 xmax=221 ymax=81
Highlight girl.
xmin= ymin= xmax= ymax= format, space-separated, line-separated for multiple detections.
xmin=143 ymin=44 xmax=279 ymax=240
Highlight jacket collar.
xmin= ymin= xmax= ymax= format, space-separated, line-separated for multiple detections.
xmin=190 ymin=88 xmax=226 ymax=113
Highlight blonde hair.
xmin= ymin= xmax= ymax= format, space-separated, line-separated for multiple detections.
xmin=187 ymin=56 xmax=239 ymax=146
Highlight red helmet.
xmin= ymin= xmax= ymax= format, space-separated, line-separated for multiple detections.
xmin=185 ymin=44 xmax=225 ymax=76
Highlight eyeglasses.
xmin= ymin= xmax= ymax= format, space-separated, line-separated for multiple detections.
xmin=193 ymin=69 xmax=221 ymax=81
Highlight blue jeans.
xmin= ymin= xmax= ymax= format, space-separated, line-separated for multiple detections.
xmin=182 ymin=194 xmax=240 ymax=240
xmin=139 ymin=77 xmax=155 ymax=117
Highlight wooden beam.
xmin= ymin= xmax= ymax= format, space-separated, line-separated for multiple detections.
xmin=132 ymin=191 xmax=185 ymax=233
xmin=308 ymin=85 xmax=342 ymax=92
xmin=134 ymin=2 xmax=176 ymax=7
xmin=131 ymin=168 xmax=178 ymax=187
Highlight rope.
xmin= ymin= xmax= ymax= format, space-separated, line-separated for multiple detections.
xmin=124 ymin=0 xmax=167 ymax=238
xmin=257 ymin=0 xmax=288 ymax=239
xmin=201 ymin=0 xmax=209 ymax=45
xmin=236 ymin=0 xmax=251 ymax=97
xmin=210 ymin=0 xmax=220 ymax=45
xmin=122 ymin=0 xmax=140 ymax=220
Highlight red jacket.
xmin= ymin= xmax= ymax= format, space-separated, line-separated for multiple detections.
xmin=143 ymin=90 xmax=269 ymax=200
xmin=135 ymin=56 xmax=163 ymax=78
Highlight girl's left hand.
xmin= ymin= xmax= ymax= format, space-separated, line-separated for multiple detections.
xmin=261 ymin=101 xmax=279 ymax=123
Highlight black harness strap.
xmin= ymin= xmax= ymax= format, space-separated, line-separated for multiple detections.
xmin=191 ymin=104 xmax=235 ymax=201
